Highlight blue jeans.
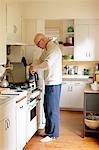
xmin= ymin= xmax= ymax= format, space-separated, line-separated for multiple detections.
xmin=44 ymin=84 xmax=61 ymax=138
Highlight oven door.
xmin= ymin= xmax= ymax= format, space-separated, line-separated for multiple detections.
xmin=26 ymin=99 xmax=37 ymax=142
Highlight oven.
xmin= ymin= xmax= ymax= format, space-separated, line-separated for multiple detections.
xmin=26 ymin=92 xmax=39 ymax=142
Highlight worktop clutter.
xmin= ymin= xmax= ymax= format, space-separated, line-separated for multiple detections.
xmin=63 ymin=61 xmax=99 ymax=79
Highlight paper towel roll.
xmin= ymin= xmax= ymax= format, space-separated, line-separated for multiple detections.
xmin=0 ymin=66 xmax=6 ymax=77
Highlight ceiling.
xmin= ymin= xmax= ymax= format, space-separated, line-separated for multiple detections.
xmin=19 ymin=0 xmax=61 ymax=1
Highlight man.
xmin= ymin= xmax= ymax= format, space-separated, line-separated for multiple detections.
xmin=29 ymin=33 xmax=62 ymax=142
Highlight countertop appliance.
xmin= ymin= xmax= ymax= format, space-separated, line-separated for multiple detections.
xmin=7 ymin=62 xmax=26 ymax=84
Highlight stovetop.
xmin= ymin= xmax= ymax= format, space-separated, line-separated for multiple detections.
xmin=7 ymin=82 xmax=30 ymax=90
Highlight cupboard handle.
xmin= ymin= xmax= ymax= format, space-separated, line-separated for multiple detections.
xmin=68 ymin=85 xmax=72 ymax=91
xmin=16 ymin=96 xmax=27 ymax=103
xmin=13 ymin=25 xmax=17 ymax=33
xmin=20 ymin=106 xmax=23 ymax=109
xmin=71 ymin=86 xmax=72 ymax=91
xmin=86 ymin=52 xmax=87 ymax=57
xmin=5 ymin=120 xmax=8 ymax=130
xmin=7 ymin=119 xmax=10 ymax=128
xmin=75 ymin=83 xmax=80 ymax=85
xmin=67 ymin=86 xmax=70 ymax=91
xmin=89 ymin=52 xmax=90 ymax=57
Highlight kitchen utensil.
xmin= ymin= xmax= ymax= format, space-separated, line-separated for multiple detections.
xmin=21 ymin=56 xmax=27 ymax=67
xmin=74 ymin=66 xmax=78 ymax=74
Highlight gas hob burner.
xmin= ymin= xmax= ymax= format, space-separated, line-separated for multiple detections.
xmin=8 ymin=82 xmax=29 ymax=90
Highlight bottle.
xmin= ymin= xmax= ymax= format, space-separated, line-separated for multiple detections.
xmin=93 ymin=74 xmax=96 ymax=83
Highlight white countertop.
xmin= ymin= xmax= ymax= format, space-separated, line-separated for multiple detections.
xmin=0 ymin=88 xmax=40 ymax=106
xmin=84 ymin=85 xmax=99 ymax=93
xmin=0 ymin=88 xmax=27 ymax=106
xmin=0 ymin=95 xmax=13 ymax=105
xmin=62 ymin=74 xmax=89 ymax=79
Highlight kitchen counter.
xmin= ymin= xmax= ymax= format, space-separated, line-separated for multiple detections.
xmin=0 ymin=95 xmax=15 ymax=105
xmin=0 ymin=88 xmax=27 ymax=106
xmin=0 ymin=87 xmax=6 ymax=93
xmin=62 ymin=74 xmax=89 ymax=79
xmin=84 ymin=85 xmax=99 ymax=93
xmin=62 ymin=74 xmax=92 ymax=82
xmin=0 ymin=88 xmax=40 ymax=105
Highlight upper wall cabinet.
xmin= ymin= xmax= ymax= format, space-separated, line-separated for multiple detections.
xmin=6 ymin=3 xmax=22 ymax=44
xmin=74 ymin=19 xmax=99 ymax=61
xmin=0 ymin=0 xmax=6 ymax=65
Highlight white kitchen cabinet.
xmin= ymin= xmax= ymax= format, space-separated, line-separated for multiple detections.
xmin=0 ymin=100 xmax=16 ymax=150
xmin=74 ymin=19 xmax=99 ymax=61
xmin=60 ymin=81 xmax=71 ymax=108
xmin=6 ymin=3 xmax=22 ymax=44
xmin=89 ymin=24 xmax=99 ymax=60
xmin=0 ymin=0 xmax=6 ymax=65
xmin=72 ymin=82 xmax=85 ymax=109
xmin=74 ymin=24 xmax=90 ymax=61
xmin=60 ymin=80 xmax=86 ymax=110
xmin=16 ymin=97 xmax=27 ymax=150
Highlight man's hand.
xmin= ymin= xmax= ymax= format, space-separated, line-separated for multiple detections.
xmin=29 ymin=65 xmax=36 ymax=75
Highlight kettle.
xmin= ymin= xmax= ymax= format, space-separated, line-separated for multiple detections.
xmin=0 ymin=79 xmax=9 ymax=87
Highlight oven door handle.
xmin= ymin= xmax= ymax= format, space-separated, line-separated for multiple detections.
xmin=28 ymin=100 xmax=39 ymax=110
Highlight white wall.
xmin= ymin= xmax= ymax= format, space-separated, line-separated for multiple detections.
xmin=21 ymin=0 xmax=99 ymax=19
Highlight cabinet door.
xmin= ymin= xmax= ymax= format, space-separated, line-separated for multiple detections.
xmin=0 ymin=102 xmax=16 ymax=150
xmin=7 ymin=115 xmax=16 ymax=150
xmin=60 ymin=81 xmax=86 ymax=110
xmin=74 ymin=20 xmax=99 ymax=61
xmin=74 ymin=24 xmax=90 ymax=61
xmin=16 ymin=98 xmax=27 ymax=150
xmin=60 ymin=81 xmax=73 ymax=108
xmin=89 ymin=24 xmax=99 ymax=61
xmin=6 ymin=3 xmax=22 ymax=44
xmin=0 ymin=118 xmax=16 ymax=150
xmin=0 ymin=119 xmax=8 ymax=150
xmin=0 ymin=0 xmax=6 ymax=65
xmin=72 ymin=82 xmax=85 ymax=109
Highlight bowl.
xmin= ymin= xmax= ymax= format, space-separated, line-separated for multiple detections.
xmin=63 ymin=55 xmax=73 ymax=60
xmin=91 ymin=83 xmax=98 ymax=91
xmin=85 ymin=118 xmax=99 ymax=129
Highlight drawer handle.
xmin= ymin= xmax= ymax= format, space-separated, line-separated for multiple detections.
xmin=16 ymin=96 xmax=27 ymax=103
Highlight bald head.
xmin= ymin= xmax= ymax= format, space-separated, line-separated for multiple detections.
xmin=34 ymin=33 xmax=48 ymax=49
